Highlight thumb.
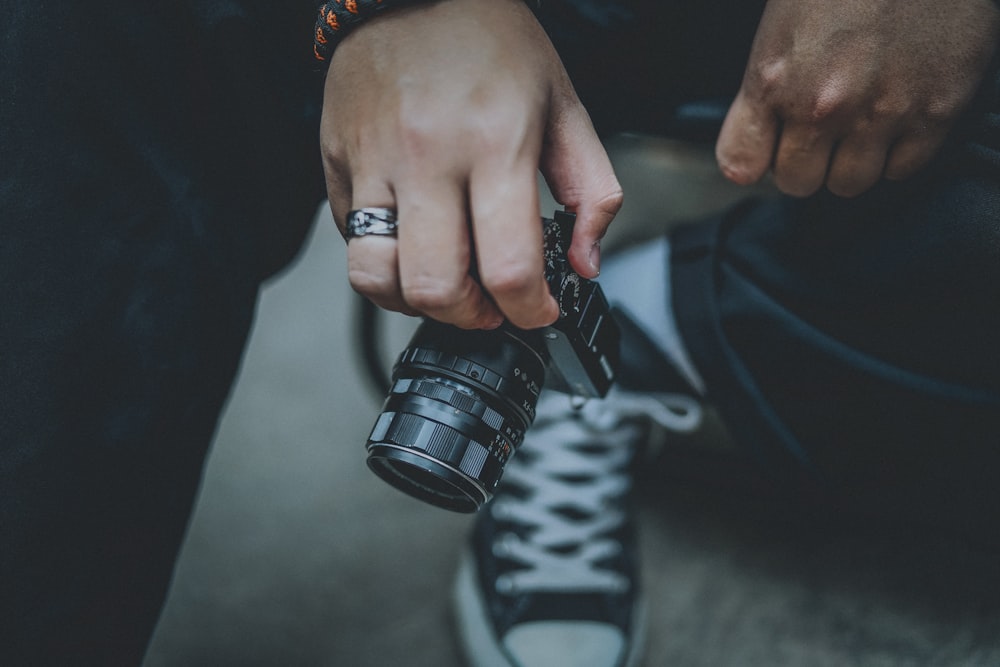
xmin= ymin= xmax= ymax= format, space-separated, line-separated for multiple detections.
xmin=715 ymin=89 xmax=778 ymax=186
xmin=541 ymin=92 xmax=623 ymax=280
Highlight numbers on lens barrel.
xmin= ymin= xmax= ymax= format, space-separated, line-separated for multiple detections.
xmin=488 ymin=433 xmax=512 ymax=461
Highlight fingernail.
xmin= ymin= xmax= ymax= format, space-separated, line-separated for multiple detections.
xmin=589 ymin=241 xmax=601 ymax=276
xmin=483 ymin=315 xmax=505 ymax=330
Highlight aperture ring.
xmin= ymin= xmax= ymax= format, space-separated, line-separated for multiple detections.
xmin=389 ymin=377 xmax=526 ymax=449
xmin=396 ymin=346 xmax=542 ymax=424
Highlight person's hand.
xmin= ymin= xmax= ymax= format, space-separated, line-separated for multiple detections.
xmin=716 ymin=0 xmax=1000 ymax=198
xmin=321 ymin=0 xmax=622 ymax=330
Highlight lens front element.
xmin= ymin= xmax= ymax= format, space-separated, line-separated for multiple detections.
xmin=365 ymin=321 xmax=545 ymax=513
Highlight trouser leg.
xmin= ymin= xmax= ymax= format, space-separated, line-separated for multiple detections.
xmin=1 ymin=238 xmax=261 ymax=665
xmin=669 ymin=72 xmax=1000 ymax=540
xmin=1 ymin=4 xmax=323 ymax=664
xmin=549 ymin=1 xmax=1000 ymax=540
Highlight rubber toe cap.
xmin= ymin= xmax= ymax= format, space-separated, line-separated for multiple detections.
xmin=502 ymin=621 xmax=626 ymax=667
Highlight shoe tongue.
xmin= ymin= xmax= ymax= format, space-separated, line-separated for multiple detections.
xmin=612 ymin=306 xmax=696 ymax=395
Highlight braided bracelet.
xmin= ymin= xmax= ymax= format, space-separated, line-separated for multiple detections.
xmin=314 ymin=0 xmax=542 ymax=65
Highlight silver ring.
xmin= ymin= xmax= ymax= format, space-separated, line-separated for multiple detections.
xmin=344 ymin=207 xmax=398 ymax=240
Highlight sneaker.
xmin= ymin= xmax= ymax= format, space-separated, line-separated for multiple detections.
xmin=452 ymin=382 xmax=702 ymax=667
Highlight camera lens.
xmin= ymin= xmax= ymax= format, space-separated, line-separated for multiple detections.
xmin=365 ymin=319 xmax=546 ymax=513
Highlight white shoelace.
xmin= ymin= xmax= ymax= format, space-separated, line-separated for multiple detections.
xmin=491 ymin=388 xmax=703 ymax=595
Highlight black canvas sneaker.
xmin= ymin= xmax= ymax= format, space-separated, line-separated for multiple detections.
xmin=453 ymin=374 xmax=702 ymax=667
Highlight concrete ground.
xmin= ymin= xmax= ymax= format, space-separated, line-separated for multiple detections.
xmin=144 ymin=137 xmax=1000 ymax=667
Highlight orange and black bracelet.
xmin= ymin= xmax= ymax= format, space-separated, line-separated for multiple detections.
xmin=314 ymin=0 xmax=542 ymax=65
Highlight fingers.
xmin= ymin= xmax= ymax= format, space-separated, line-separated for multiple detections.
xmin=771 ymin=124 xmax=837 ymax=198
xmin=347 ymin=238 xmax=416 ymax=315
xmin=541 ymin=94 xmax=623 ymax=279
xmin=826 ymin=134 xmax=889 ymax=198
xmin=342 ymin=176 xmax=414 ymax=314
xmin=346 ymin=166 xmax=555 ymax=331
xmin=327 ymin=119 xmax=551 ymax=331
xmin=348 ymin=164 xmax=555 ymax=331
xmin=470 ymin=158 xmax=559 ymax=330
xmin=340 ymin=155 xmax=558 ymax=331
xmin=336 ymin=160 xmax=503 ymax=328
xmin=717 ymin=92 xmax=902 ymax=199
xmin=716 ymin=90 xmax=779 ymax=187
xmin=719 ymin=90 xmax=843 ymax=198
xmin=396 ymin=178 xmax=505 ymax=330
xmin=884 ymin=128 xmax=948 ymax=182
xmin=322 ymin=152 xmax=353 ymax=236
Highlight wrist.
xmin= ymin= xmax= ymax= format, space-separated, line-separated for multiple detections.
xmin=314 ymin=0 xmax=541 ymax=65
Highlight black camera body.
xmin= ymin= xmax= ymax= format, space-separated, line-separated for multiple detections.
xmin=365 ymin=211 xmax=620 ymax=512
xmin=537 ymin=209 xmax=619 ymax=399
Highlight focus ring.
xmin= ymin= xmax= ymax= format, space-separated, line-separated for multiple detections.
xmin=391 ymin=378 xmax=525 ymax=448
xmin=398 ymin=346 xmax=541 ymax=424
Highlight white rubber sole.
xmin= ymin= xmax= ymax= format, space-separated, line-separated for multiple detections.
xmin=451 ymin=548 xmax=647 ymax=667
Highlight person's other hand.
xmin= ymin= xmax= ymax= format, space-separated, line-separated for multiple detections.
xmin=716 ymin=0 xmax=1000 ymax=198
xmin=322 ymin=0 xmax=622 ymax=330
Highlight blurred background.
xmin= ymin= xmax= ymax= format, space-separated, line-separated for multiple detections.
xmin=144 ymin=136 xmax=1000 ymax=666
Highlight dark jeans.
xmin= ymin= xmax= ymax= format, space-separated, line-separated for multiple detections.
xmin=672 ymin=153 xmax=1000 ymax=540
xmin=552 ymin=0 xmax=1000 ymax=542
xmin=2 ymin=0 xmax=997 ymax=664
xmin=550 ymin=0 xmax=1000 ymax=540
xmin=1 ymin=2 xmax=324 ymax=664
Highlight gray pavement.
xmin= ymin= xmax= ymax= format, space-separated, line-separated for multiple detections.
xmin=144 ymin=137 xmax=1000 ymax=667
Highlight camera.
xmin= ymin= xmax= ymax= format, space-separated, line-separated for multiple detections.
xmin=364 ymin=210 xmax=620 ymax=512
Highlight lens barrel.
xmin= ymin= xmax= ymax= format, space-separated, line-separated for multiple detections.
xmin=365 ymin=319 xmax=545 ymax=513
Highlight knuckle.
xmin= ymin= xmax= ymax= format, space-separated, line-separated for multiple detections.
xmin=401 ymin=276 xmax=467 ymax=313
xmin=510 ymin=298 xmax=558 ymax=329
xmin=321 ymin=141 xmax=340 ymax=166
xmin=396 ymin=99 xmax=520 ymax=159
xmin=467 ymin=113 xmax=513 ymax=149
xmin=480 ymin=261 xmax=540 ymax=302
xmin=595 ymin=183 xmax=625 ymax=217
xmin=921 ymin=96 xmax=959 ymax=127
xmin=321 ymin=138 xmax=347 ymax=173
xmin=805 ymin=91 xmax=845 ymax=124
xmin=750 ymin=58 xmax=789 ymax=98
xmin=397 ymin=130 xmax=431 ymax=161
xmin=793 ymin=78 xmax=852 ymax=125
xmin=869 ymin=94 xmax=906 ymax=125
xmin=396 ymin=112 xmax=445 ymax=160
